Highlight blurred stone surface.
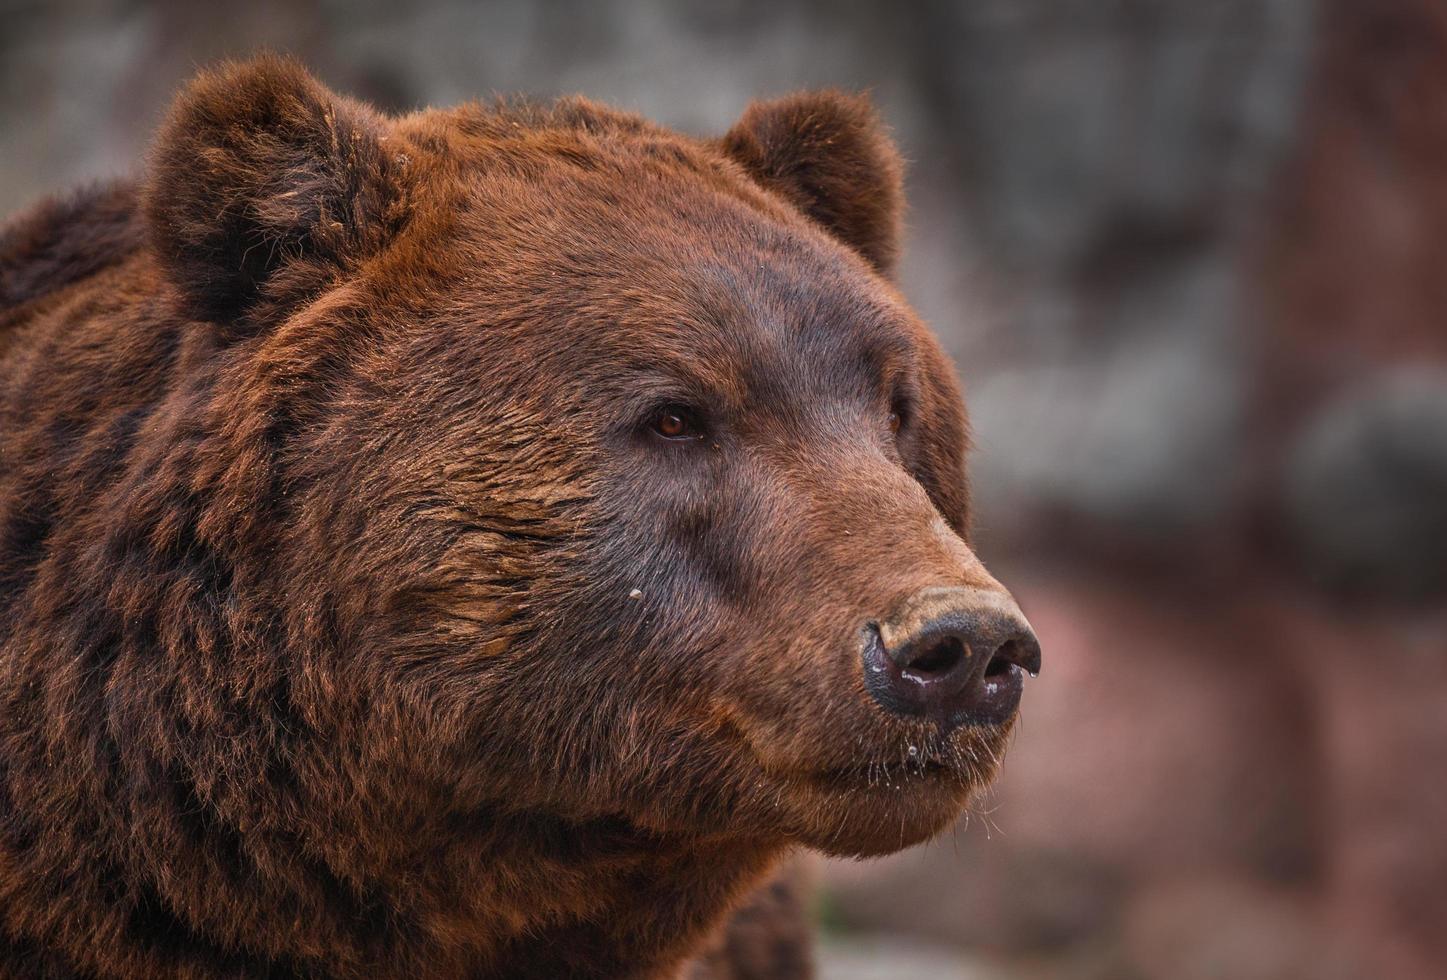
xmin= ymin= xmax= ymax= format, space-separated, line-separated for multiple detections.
xmin=968 ymin=321 xmax=1245 ymax=538
xmin=1263 ymin=0 xmax=1447 ymax=376
xmin=1259 ymin=0 xmax=1447 ymax=602
xmin=1283 ymin=367 xmax=1447 ymax=599
xmin=1276 ymin=598 xmax=1447 ymax=980
xmin=816 ymin=937 xmax=1006 ymax=980
xmin=1120 ymin=876 xmax=1345 ymax=980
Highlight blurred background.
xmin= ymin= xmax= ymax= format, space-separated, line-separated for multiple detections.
xmin=4 ymin=1 xmax=1445 ymax=977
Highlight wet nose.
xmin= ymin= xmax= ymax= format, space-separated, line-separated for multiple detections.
xmin=862 ymin=587 xmax=1041 ymax=730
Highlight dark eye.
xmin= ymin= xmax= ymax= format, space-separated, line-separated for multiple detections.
xmin=649 ymin=405 xmax=704 ymax=441
xmin=888 ymin=396 xmax=909 ymax=436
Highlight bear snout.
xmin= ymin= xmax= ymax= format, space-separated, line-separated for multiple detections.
xmin=863 ymin=586 xmax=1041 ymax=730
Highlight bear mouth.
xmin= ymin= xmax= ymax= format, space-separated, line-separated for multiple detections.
xmin=797 ymin=753 xmax=971 ymax=792
xmin=775 ymin=709 xmax=1019 ymax=802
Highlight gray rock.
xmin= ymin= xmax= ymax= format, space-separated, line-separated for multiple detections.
xmin=1283 ymin=367 xmax=1447 ymax=600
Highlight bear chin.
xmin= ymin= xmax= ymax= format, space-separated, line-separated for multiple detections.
xmin=768 ymin=723 xmax=1014 ymax=858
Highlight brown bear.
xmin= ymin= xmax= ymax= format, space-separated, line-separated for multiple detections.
xmin=0 ymin=57 xmax=1040 ymax=979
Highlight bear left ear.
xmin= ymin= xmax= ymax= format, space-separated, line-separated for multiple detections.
xmin=721 ymin=91 xmax=904 ymax=276
xmin=145 ymin=55 xmax=409 ymax=325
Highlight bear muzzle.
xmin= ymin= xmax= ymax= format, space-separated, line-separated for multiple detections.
xmin=863 ymin=585 xmax=1041 ymax=731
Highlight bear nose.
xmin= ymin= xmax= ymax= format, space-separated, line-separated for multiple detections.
xmin=862 ymin=587 xmax=1041 ymax=730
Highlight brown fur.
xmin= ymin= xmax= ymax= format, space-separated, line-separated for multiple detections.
xmin=0 ymin=57 xmax=1023 ymax=979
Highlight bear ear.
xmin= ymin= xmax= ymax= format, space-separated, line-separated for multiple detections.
xmin=721 ymin=91 xmax=905 ymax=276
xmin=144 ymin=55 xmax=408 ymax=324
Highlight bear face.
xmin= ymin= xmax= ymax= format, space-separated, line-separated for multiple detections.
xmin=1 ymin=56 xmax=1038 ymax=977
xmin=143 ymin=56 xmax=1035 ymax=853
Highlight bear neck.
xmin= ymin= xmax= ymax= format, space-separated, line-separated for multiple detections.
xmin=446 ymin=811 xmax=787 ymax=977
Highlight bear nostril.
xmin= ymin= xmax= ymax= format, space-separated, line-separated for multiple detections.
xmin=901 ymin=635 xmax=966 ymax=680
xmin=983 ymin=652 xmax=1011 ymax=677
xmin=984 ymin=642 xmax=1018 ymax=678
xmin=986 ymin=629 xmax=1042 ymax=679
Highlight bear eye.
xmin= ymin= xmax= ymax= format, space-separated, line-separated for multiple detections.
xmin=649 ymin=405 xmax=704 ymax=441
xmin=888 ymin=396 xmax=910 ymax=436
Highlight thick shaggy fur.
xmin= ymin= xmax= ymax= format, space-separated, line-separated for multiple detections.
xmin=0 ymin=57 xmax=1019 ymax=979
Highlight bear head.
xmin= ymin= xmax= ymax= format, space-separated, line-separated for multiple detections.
xmin=142 ymin=56 xmax=1039 ymax=865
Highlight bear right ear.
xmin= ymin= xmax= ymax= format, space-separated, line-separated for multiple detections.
xmin=721 ymin=91 xmax=905 ymax=276
xmin=145 ymin=55 xmax=409 ymax=325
